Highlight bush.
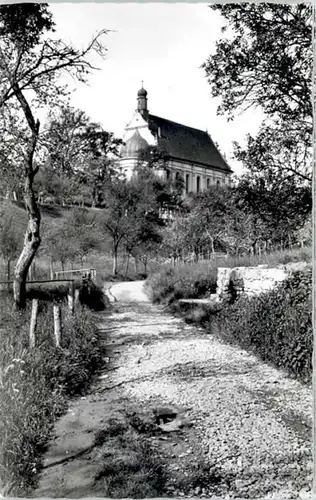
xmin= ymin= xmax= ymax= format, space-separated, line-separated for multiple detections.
xmin=78 ymin=278 xmax=108 ymax=311
xmin=0 ymin=297 xmax=105 ymax=495
xmin=147 ymin=263 xmax=218 ymax=305
xmin=209 ymin=269 xmax=312 ymax=383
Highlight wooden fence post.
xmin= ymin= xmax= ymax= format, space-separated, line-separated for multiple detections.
xmin=29 ymin=299 xmax=39 ymax=348
xmin=50 ymin=257 xmax=54 ymax=280
xmin=68 ymin=281 xmax=75 ymax=315
xmin=53 ymin=303 xmax=62 ymax=347
xmin=74 ymin=288 xmax=80 ymax=306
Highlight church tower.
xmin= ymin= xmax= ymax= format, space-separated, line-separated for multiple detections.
xmin=137 ymin=84 xmax=148 ymax=120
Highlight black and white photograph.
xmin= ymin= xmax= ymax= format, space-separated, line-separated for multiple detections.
xmin=0 ymin=2 xmax=313 ymax=499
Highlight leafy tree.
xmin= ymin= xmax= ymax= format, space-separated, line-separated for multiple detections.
xmin=185 ymin=187 xmax=231 ymax=257
xmin=233 ymin=121 xmax=312 ymax=183
xmin=98 ymin=167 xmax=164 ymax=276
xmin=0 ymin=3 xmax=107 ymax=308
xmin=234 ymin=173 xmax=312 ymax=250
xmin=160 ymin=216 xmax=188 ymax=265
xmin=98 ymin=175 xmax=134 ymax=276
xmin=203 ymin=4 xmax=312 ymax=126
xmin=123 ymin=170 xmax=163 ymax=276
xmin=136 ymin=146 xmax=184 ymax=212
xmin=203 ymin=4 xmax=312 ymax=184
xmin=41 ymin=106 xmax=122 ymax=207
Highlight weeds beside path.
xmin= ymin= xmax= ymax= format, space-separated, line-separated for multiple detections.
xmin=32 ymin=281 xmax=311 ymax=499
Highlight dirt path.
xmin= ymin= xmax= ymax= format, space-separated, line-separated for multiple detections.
xmin=32 ymin=281 xmax=312 ymax=499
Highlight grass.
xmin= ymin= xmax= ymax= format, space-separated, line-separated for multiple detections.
xmin=92 ymin=406 xmax=245 ymax=499
xmin=146 ymin=262 xmax=218 ymax=305
xmin=146 ymin=250 xmax=312 ymax=385
xmin=146 ymin=246 xmax=311 ymax=307
xmin=209 ymin=269 xmax=312 ymax=383
xmin=93 ymin=412 xmax=168 ymax=498
xmin=92 ymin=408 xmax=224 ymax=498
xmin=0 ymin=295 xmax=106 ymax=496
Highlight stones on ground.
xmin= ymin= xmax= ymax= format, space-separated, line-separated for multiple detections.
xmin=151 ymin=405 xmax=193 ymax=432
xmin=153 ymin=406 xmax=179 ymax=424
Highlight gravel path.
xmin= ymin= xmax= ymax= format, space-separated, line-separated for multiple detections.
xmin=33 ymin=281 xmax=312 ymax=499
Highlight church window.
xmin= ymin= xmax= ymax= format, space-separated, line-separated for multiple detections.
xmin=207 ymin=178 xmax=210 ymax=188
xmin=186 ymin=174 xmax=190 ymax=193
xmin=196 ymin=176 xmax=200 ymax=193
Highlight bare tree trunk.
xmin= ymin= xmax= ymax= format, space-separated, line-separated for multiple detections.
xmin=7 ymin=259 xmax=11 ymax=292
xmin=124 ymin=253 xmax=130 ymax=279
xmin=112 ymin=246 xmax=118 ymax=275
xmin=7 ymin=258 xmax=11 ymax=282
xmin=13 ymin=174 xmax=41 ymax=309
xmin=12 ymin=86 xmax=41 ymax=310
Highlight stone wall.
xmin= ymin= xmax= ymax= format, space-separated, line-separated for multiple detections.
xmin=216 ymin=262 xmax=308 ymax=302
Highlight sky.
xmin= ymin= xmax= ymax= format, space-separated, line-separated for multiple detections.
xmin=49 ymin=3 xmax=264 ymax=175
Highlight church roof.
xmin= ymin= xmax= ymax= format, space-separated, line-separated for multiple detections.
xmin=120 ymin=128 xmax=149 ymax=157
xmin=147 ymin=114 xmax=232 ymax=172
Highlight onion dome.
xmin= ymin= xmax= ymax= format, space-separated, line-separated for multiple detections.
xmin=120 ymin=129 xmax=149 ymax=158
xmin=137 ymin=86 xmax=147 ymax=97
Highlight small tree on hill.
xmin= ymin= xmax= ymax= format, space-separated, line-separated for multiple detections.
xmin=42 ymin=208 xmax=101 ymax=274
xmin=99 ymin=166 xmax=164 ymax=276
xmin=0 ymin=203 xmax=22 ymax=282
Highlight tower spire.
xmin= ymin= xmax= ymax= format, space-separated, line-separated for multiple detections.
xmin=137 ymin=84 xmax=148 ymax=120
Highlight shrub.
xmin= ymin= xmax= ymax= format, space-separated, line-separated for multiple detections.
xmin=0 ymin=297 xmax=105 ymax=495
xmin=209 ymin=269 xmax=312 ymax=383
xmin=147 ymin=263 xmax=218 ymax=304
xmin=78 ymin=278 xmax=108 ymax=311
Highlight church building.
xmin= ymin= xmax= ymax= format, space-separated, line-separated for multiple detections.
xmin=119 ymin=86 xmax=232 ymax=193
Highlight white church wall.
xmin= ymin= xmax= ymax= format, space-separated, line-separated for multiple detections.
xmin=167 ymin=158 xmax=229 ymax=192
xmin=122 ymin=111 xmax=157 ymax=145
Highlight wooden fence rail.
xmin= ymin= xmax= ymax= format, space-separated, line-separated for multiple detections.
xmin=54 ymin=268 xmax=96 ymax=279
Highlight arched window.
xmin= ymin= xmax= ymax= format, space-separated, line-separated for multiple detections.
xmin=185 ymin=174 xmax=190 ymax=193
xmin=207 ymin=178 xmax=210 ymax=189
xmin=196 ymin=176 xmax=200 ymax=193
